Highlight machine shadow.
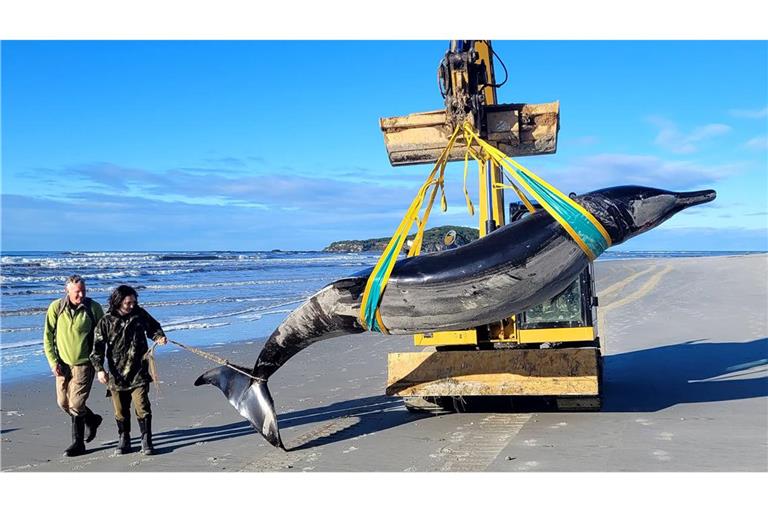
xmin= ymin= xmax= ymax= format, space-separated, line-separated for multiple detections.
xmin=279 ymin=395 xmax=426 ymax=451
xmin=602 ymin=337 xmax=768 ymax=412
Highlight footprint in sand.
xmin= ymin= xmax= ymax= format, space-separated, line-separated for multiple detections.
xmin=516 ymin=460 xmax=540 ymax=471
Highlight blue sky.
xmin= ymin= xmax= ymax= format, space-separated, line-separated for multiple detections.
xmin=1 ymin=40 xmax=766 ymax=251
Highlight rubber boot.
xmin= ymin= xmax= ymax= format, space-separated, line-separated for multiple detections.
xmin=138 ymin=415 xmax=154 ymax=455
xmin=64 ymin=415 xmax=86 ymax=457
xmin=84 ymin=410 xmax=102 ymax=443
xmin=115 ymin=418 xmax=131 ymax=455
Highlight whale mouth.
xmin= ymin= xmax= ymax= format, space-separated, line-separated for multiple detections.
xmin=675 ymin=189 xmax=717 ymax=208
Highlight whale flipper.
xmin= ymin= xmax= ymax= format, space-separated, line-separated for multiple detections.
xmin=194 ymin=366 xmax=284 ymax=450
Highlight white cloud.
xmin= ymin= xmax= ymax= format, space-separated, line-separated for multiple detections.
xmin=728 ymin=107 xmax=768 ymax=119
xmin=744 ymin=135 xmax=768 ymax=151
xmin=543 ymin=153 xmax=742 ymax=193
xmin=648 ymin=117 xmax=732 ymax=154
xmin=36 ymin=161 xmax=434 ymax=218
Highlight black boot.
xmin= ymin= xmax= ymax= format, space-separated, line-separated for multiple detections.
xmin=64 ymin=415 xmax=86 ymax=457
xmin=84 ymin=410 xmax=102 ymax=443
xmin=115 ymin=418 xmax=131 ymax=455
xmin=138 ymin=415 xmax=154 ymax=455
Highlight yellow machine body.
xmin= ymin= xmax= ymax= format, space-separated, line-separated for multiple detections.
xmin=413 ymin=326 xmax=597 ymax=347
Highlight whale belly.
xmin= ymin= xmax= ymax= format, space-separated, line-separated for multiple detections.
xmin=378 ymin=236 xmax=588 ymax=334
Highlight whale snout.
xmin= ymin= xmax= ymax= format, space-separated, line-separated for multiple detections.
xmin=674 ymin=189 xmax=716 ymax=209
xmin=588 ymin=185 xmax=718 ymax=244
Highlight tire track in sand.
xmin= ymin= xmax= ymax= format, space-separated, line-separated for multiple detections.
xmin=597 ymin=264 xmax=674 ymax=343
xmin=435 ymin=414 xmax=532 ymax=471
xmin=237 ymin=416 xmax=360 ymax=471
xmin=599 ymin=264 xmax=660 ymax=299
xmin=600 ymin=264 xmax=673 ymax=314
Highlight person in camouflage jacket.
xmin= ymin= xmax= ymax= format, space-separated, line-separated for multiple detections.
xmin=91 ymin=285 xmax=167 ymax=455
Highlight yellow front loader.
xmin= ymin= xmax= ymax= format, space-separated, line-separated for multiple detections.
xmin=381 ymin=41 xmax=602 ymax=412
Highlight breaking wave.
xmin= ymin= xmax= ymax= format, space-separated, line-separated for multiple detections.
xmin=163 ymin=321 xmax=231 ymax=332
xmin=1 ymin=277 xmax=330 ymax=296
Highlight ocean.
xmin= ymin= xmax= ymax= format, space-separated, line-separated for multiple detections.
xmin=0 ymin=249 xmax=762 ymax=382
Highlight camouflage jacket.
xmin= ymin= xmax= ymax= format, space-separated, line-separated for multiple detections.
xmin=90 ymin=307 xmax=165 ymax=391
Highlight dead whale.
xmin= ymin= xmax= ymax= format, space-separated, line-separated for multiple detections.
xmin=195 ymin=185 xmax=716 ymax=449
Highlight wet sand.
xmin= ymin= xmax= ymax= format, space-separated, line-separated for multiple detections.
xmin=2 ymin=254 xmax=766 ymax=472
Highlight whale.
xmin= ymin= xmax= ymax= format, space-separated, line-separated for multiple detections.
xmin=195 ymin=185 xmax=716 ymax=449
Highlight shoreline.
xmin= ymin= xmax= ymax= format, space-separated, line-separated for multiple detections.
xmin=0 ymin=335 xmax=270 ymax=386
xmin=0 ymin=336 xmax=269 ymax=392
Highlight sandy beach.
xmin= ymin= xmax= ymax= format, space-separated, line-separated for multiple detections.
xmin=2 ymin=254 xmax=766 ymax=472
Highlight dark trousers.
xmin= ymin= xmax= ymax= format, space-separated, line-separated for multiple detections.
xmin=110 ymin=385 xmax=151 ymax=421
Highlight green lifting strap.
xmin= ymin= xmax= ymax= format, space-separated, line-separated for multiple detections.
xmin=465 ymin=125 xmax=612 ymax=260
xmin=515 ymin=169 xmax=611 ymax=258
xmin=362 ymin=233 xmax=402 ymax=332
xmin=358 ymin=125 xmax=463 ymax=333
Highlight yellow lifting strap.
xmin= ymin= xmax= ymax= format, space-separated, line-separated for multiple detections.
xmin=358 ymin=125 xmax=463 ymax=333
xmin=461 ymin=123 xmax=612 ymax=260
xmin=359 ymin=122 xmax=612 ymax=333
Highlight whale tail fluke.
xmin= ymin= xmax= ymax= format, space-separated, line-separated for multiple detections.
xmin=194 ymin=365 xmax=285 ymax=450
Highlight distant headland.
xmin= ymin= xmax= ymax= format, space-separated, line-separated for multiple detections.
xmin=323 ymin=225 xmax=479 ymax=253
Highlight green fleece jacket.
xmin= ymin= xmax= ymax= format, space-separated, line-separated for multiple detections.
xmin=43 ymin=298 xmax=105 ymax=368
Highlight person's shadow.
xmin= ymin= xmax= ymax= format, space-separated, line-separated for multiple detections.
xmin=602 ymin=337 xmax=768 ymax=412
xmin=99 ymin=421 xmax=256 ymax=455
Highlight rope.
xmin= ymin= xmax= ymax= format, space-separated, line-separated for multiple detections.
xmin=143 ymin=339 xmax=262 ymax=382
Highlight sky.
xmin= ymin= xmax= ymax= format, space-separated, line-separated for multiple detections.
xmin=1 ymin=40 xmax=767 ymax=252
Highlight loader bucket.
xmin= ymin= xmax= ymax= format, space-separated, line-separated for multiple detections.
xmin=380 ymin=101 xmax=560 ymax=166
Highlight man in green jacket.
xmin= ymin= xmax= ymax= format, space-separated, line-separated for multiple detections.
xmin=43 ymin=274 xmax=105 ymax=457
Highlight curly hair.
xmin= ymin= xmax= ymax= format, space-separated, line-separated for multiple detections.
xmin=108 ymin=285 xmax=138 ymax=313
